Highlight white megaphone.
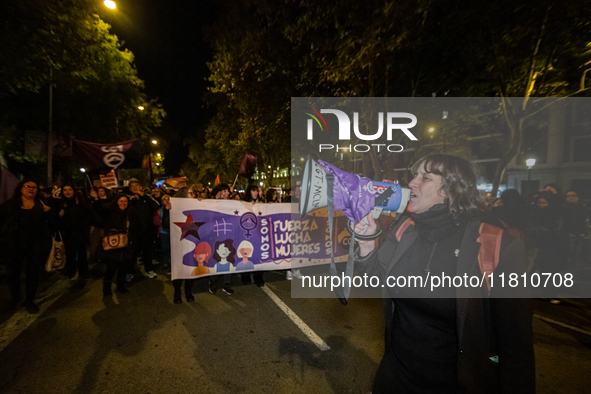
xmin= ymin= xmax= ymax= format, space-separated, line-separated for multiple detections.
xmin=299 ymin=157 xmax=410 ymax=239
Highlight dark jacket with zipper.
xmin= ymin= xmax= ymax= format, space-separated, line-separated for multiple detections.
xmin=357 ymin=217 xmax=535 ymax=394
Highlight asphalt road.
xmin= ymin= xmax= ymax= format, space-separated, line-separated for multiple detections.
xmin=0 ymin=267 xmax=590 ymax=393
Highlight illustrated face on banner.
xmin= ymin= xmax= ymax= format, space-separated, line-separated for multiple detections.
xmin=195 ymin=253 xmax=207 ymax=265
xmin=217 ymin=244 xmax=230 ymax=259
xmin=193 ymin=242 xmax=212 ymax=266
xmin=117 ymin=196 xmax=128 ymax=210
xmin=408 ymin=163 xmax=445 ymax=214
xmin=238 ymin=248 xmax=252 ymax=262
xmin=63 ymin=186 xmax=74 ymax=198
xmin=237 ymin=240 xmax=254 ymax=263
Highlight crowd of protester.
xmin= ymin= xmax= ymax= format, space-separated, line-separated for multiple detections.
xmin=0 ymin=177 xmax=297 ymax=313
xmin=489 ymin=184 xmax=591 ymax=304
xmin=1 ymin=174 xmax=589 ymax=314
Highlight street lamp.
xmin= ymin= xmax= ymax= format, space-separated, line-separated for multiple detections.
xmin=104 ymin=1 xmax=116 ymax=9
xmin=138 ymin=106 xmax=144 ymax=111
xmin=526 ymin=158 xmax=536 ymax=181
xmin=151 ymin=139 xmax=158 ymax=145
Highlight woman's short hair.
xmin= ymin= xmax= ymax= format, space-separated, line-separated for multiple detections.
xmin=411 ymin=154 xmax=486 ymax=220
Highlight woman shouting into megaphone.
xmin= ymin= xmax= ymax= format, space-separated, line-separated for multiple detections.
xmin=354 ymin=154 xmax=535 ymax=394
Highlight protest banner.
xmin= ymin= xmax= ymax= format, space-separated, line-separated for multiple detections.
xmin=170 ymin=198 xmax=350 ymax=280
xmin=99 ymin=170 xmax=118 ymax=189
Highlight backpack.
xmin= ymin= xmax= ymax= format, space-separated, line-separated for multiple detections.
xmin=395 ymin=218 xmax=503 ymax=295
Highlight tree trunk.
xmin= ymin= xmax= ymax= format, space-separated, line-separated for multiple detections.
xmin=491 ymin=98 xmax=524 ymax=197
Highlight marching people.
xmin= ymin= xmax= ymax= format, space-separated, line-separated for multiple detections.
xmin=151 ymin=186 xmax=164 ymax=205
xmin=527 ymin=190 xmax=567 ymax=275
xmin=490 ymin=188 xmax=528 ymax=241
xmin=54 ymin=184 xmax=92 ymax=287
xmin=154 ymin=194 xmax=172 ymax=271
xmin=354 ymin=154 xmax=535 ymax=393
xmin=127 ymin=178 xmax=160 ymax=279
xmin=0 ymin=180 xmax=53 ymax=314
xmin=95 ymin=194 xmax=136 ymax=295
xmin=563 ymin=190 xmax=589 ymax=269
xmin=265 ymin=188 xmax=277 ymax=204
xmin=88 ymin=187 xmax=113 ymax=268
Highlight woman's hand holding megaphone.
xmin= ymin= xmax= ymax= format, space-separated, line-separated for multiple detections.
xmin=355 ymin=213 xmax=377 ymax=257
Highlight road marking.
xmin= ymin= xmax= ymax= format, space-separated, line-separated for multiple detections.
xmin=260 ymin=285 xmax=331 ymax=351
xmin=534 ymin=314 xmax=591 ymax=336
xmin=0 ymin=277 xmax=70 ymax=353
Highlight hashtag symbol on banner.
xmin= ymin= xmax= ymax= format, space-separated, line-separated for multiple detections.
xmin=213 ymin=218 xmax=233 ymax=236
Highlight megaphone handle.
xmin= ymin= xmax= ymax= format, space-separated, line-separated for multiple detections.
xmin=357 ymin=217 xmax=369 ymax=236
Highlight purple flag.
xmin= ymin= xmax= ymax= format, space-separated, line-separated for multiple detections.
xmin=238 ymin=153 xmax=257 ymax=178
xmin=317 ymin=160 xmax=375 ymax=224
xmin=73 ymin=139 xmax=144 ymax=173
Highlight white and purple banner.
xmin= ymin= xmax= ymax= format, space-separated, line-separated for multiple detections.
xmin=170 ymin=198 xmax=349 ymax=280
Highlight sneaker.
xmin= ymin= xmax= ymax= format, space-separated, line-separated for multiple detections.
xmin=25 ymin=301 xmax=40 ymax=314
xmin=209 ymin=280 xmax=217 ymax=294
xmin=293 ymin=269 xmax=302 ymax=279
xmin=286 ymin=271 xmax=293 ymax=280
xmin=222 ymin=284 xmax=234 ymax=295
xmin=147 ymin=271 xmax=158 ymax=279
xmin=125 ymin=274 xmax=134 ymax=282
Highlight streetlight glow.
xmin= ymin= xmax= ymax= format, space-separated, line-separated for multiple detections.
xmin=104 ymin=1 xmax=116 ymax=9
xmin=428 ymin=127 xmax=435 ymax=133
xmin=151 ymin=139 xmax=158 ymax=145
xmin=138 ymin=106 xmax=144 ymax=111
xmin=526 ymin=158 xmax=536 ymax=168
xmin=157 ymin=153 xmax=161 ymax=157
xmin=80 ymin=168 xmax=86 ymax=173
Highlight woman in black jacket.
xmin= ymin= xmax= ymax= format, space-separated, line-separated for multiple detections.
xmin=355 ymin=154 xmax=534 ymax=394
xmin=0 ymin=180 xmax=53 ymax=313
xmin=96 ymin=195 xmax=136 ymax=295
xmin=54 ymin=184 xmax=92 ymax=285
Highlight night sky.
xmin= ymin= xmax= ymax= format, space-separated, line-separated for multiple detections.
xmin=98 ymin=0 xmax=217 ymax=174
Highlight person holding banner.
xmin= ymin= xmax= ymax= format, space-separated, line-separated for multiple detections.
xmin=0 ymin=180 xmax=53 ymax=314
xmin=171 ymin=186 xmax=196 ymax=303
xmin=354 ymin=154 xmax=534 ymax=394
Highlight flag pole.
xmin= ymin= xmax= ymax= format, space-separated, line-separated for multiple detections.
xmin=85 ymin=174 xmax=94 ymax=190
xmin=232 ymin=173 xmax=239 ymax=189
